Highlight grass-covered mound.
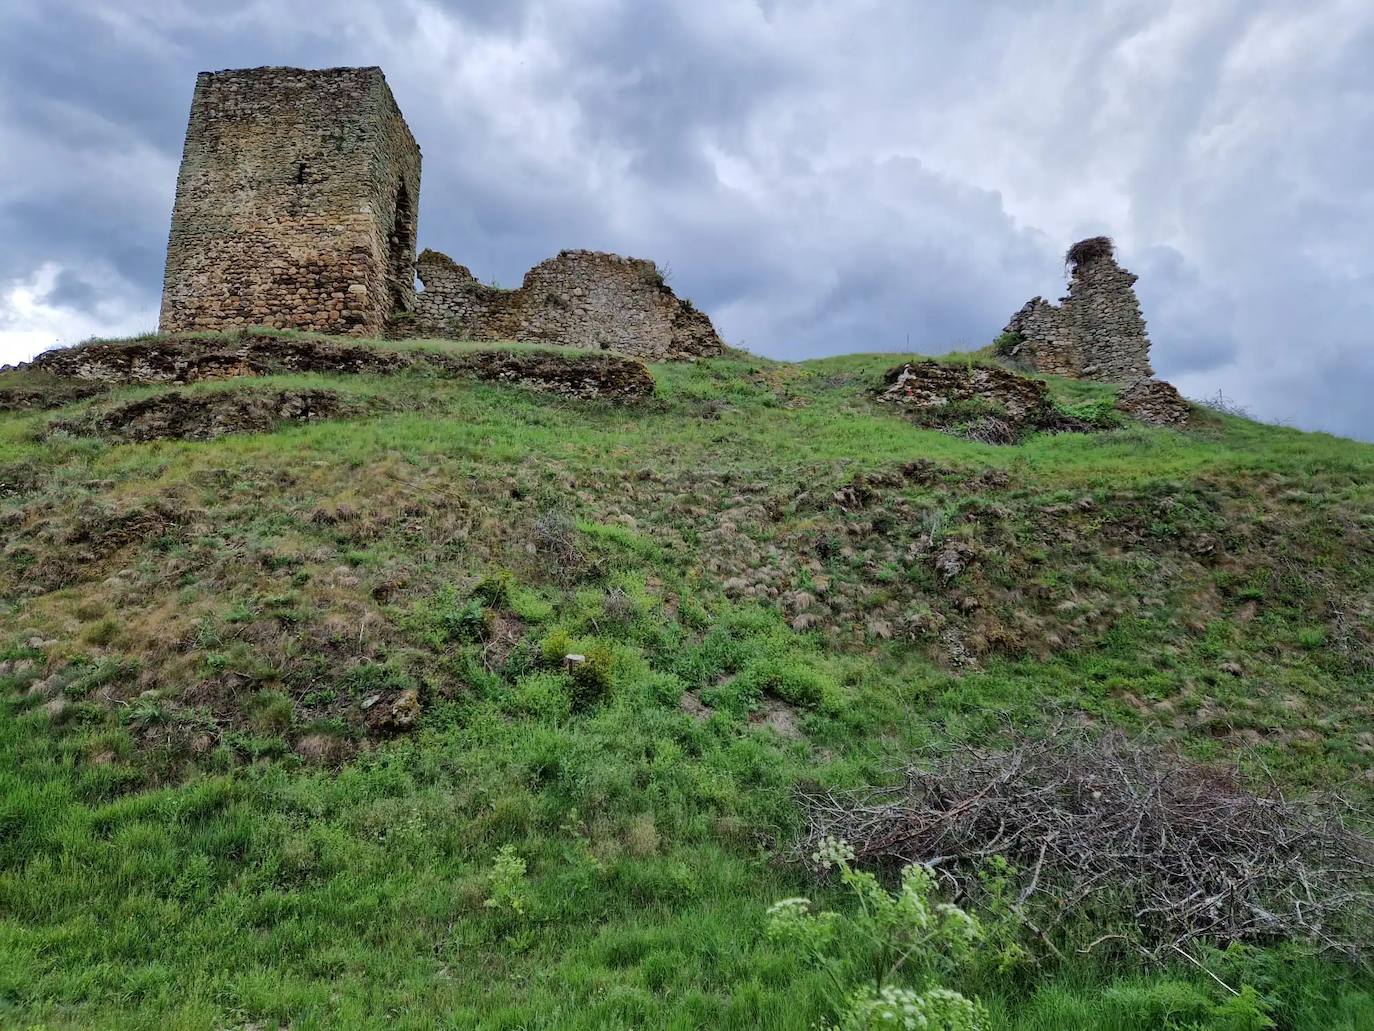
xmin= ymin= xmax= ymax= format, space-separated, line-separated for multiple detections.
xmin=1 ymin=331 xmax=1372 ymax=1029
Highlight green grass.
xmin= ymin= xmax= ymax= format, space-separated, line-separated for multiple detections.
xmin=1 ymin=337 xmax=1372 ymax=1028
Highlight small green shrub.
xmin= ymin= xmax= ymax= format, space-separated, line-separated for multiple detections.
xmin=484 ymin=844 xmax=529 ymax=918
xmin=1051 ymin=396 xmax=1124 ymax=430
xmin=992 ymin=330 xmax=1024 ymax=357
xmin=251 ymin=689 xmax=294 ymax=734
xmin=638 ymin=670 xmax=686 ymax=708
xmin=472 ymin=572 xmax=514 ymax=608
xmin=736 ymin=655 xmax=843 ymax=713
xmin=578 ymin=521 xmax=662 ymax=564
xmin=540 ymin=628 xmax=573 ymax=666
xmin=345 ymin=662 xmax=416 ymax=697
xmin=507 ymin=671 xmax=573 ymax=721
xmin=569 ymin=642 xmax=614 ymax=710
xmin=407 ymin=587 xmax=488 ymax=647
xmin=123 ymin=697 xmax=169 ymax=730
xmin=1296 ymin=627 xmax=1326 ymax=650
xmin=441 ymin=598 xmax=488 ymax=643
xmin=510 ymin=587 xmax=554 ymax=623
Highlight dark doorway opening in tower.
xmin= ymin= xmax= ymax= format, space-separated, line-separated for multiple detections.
xmin=387 ymin=183 xmax=415 ymax=315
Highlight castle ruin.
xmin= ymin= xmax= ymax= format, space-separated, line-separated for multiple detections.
xmin=160 ymin=67 xmax=421 ymax=337
xmin=159 ymin=66 xmax=722 ymax=359
xmin=1001 ymin=237 xmax=1153 ymax=382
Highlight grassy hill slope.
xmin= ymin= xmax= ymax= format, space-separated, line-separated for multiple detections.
xmin=1 ymin=333 xmax=1372 ymax=1029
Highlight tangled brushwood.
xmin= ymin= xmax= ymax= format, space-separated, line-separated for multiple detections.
xmin=791 ymin=730 xmax=1374 ymax=960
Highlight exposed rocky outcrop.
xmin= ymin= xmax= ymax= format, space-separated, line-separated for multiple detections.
xmin=22 ymin=331 xmax=655 ymax=403
xmin=1002 ymin=237 xmax=1153 ymax=383
xmin=0 ymin=380 xmax=106 ymax=411
xmin=399 ymin=248 xmax=723 ymax=361
xmin=1115 ymin=378 xmax=1191 ymax=427
xmin=52 ymin=389 xmax=350 ymax=442
xmin=29 ymin=332 xmax=402 ymax=382
xmin=441 ymin=347 xmax=656 ymax=401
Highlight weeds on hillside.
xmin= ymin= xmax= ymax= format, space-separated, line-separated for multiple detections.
xmin=1193 ymin=389 xmax=1252 ymax=419
xmin=992 ymin=331 xmax=1024 ymax=359
xmin=485 ymin=844 xmax=530 ymax=918
xmin=766 ymin=838 xmax=987 ymax=1030
xmin=4 ymin=338 xmax=1374 ymax=1027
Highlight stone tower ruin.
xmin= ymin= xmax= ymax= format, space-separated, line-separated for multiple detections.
xmin=159 ymin=66 xmax=421 ymax=337
xmin=1001 ymin=237 xmax=1153 ymax=382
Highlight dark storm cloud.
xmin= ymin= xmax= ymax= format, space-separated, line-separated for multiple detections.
xmin=44 ymin=269 xmax=105 ymax=315
xmin=1 ymin=0 xmax=1373 ymax=439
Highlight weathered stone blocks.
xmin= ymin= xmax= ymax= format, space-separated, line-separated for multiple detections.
xmin=400 ymin=248 xmax=723 ymax=361
xmin=156 ymin=66 xmax=722 ymax=361
xmin=159 ymin=66 xmax=421 ymax=337
xmin=1115 ymin=378 xmax=1191 ymax=426
xmin=877 ymin=360 xmax=1051 ymax=422
xmin=1002 ymin=237 xmax=1153 ymax=383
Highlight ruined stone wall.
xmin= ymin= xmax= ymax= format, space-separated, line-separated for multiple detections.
xmin=1115 ymin=378 xmax=1191 ymax=427
xmin=159 ymin=66 xmax=421 ymax=337
xmin=404 ymin=249 xmax=723 ymax=361
xmin=1003 ymin=239 xmax=1153 ymax=383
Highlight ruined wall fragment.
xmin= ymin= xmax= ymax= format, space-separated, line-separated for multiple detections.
xmin=1002 ymin=237 xmax=1153 ymax=383
xmin=404 ymin=248 xmax=723 ymax=361
xmin=1115 ymin=378 xmax=1191 ymax=426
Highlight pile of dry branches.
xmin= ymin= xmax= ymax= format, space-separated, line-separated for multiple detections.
xmin=792 ymin=730 xmax=1374 ymax=959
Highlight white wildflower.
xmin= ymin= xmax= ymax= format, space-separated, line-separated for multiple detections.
xmin=811 ymin=835 xmax=856 ymax=871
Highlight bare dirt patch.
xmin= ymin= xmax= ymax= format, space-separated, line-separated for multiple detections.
xmin=749 ymin=695 xmax=804 ymax=740
xmin=680 ymin=691 xmax=713 ymax=721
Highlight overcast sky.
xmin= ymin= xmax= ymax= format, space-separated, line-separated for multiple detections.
xmin=2 ymin=1 xmax=1372 ymax=439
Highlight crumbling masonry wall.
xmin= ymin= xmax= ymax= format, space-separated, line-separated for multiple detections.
xmin=404 ymin=248 xmax=723 ymax=361
xmin=159 ymin=66 xmax=421 ymax=337
xmin=1002 ymin=238 xmax=1153 ymax=382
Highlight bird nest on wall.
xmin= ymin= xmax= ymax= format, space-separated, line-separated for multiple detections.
xmin=1065 ymin=235 xmax=1114 ymax=268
